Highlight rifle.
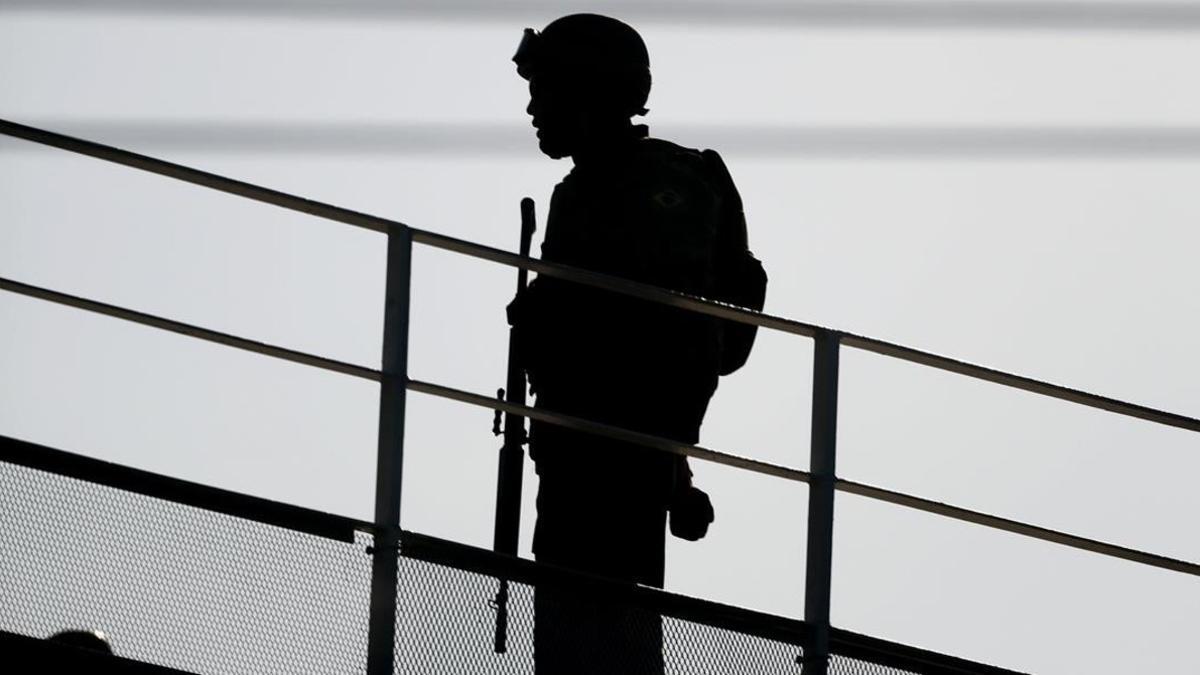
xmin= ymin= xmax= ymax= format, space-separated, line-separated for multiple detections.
xmin=491 ymin=197 xmax=536 ymax=654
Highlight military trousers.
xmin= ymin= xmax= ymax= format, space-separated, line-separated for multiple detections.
xmin=531 ymin=431 xmax=672 ymax=675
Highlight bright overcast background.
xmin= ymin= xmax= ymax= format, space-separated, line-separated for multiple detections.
xmin=2 ymin=2 xmax=1199 ymax=673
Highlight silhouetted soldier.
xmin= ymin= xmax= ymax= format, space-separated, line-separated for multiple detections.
xmin=510 ymin=13 xmax=766 ymax=674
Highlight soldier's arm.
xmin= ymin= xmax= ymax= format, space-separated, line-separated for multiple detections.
xmin=674 ymin=453 xmax=693 ymax=492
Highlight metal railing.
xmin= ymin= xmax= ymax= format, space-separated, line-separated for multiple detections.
xmin=0 ymin=432 xmax=1025 ymax=675
xmin=2 ymin=118 xmax=1198 ymax=674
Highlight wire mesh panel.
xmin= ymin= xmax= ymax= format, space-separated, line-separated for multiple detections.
xmin=394 ymin=552 xmax=534 ymax=674
xmin=0 ymin=443 xmax=1021 ymax=675
xmin=0 ymin=458 xmax=373 ymax=674
xmin=662 ymin=617 xmax=807 ymax=675
xmin=393 ymin=551 xmax=807 ymax=675
xmin=389 ymin=535 xmax=988 ymax=675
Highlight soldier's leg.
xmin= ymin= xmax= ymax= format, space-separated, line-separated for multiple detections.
xmin=533 ymin=451 xmax=669 ymax=675
xmin=533 ymin=473 xmax=593 ymax=675
xmin=533 ymin=506 xmax=666 ymax=675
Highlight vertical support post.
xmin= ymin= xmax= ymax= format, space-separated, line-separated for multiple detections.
xmin=803 ymin=329 xmax=841 ymax=675
xmin=366 ymin=225 xmax=413 ymax=675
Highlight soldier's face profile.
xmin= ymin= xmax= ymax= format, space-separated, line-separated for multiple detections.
xmin=526 ymin=76 xmax=587 ymax=159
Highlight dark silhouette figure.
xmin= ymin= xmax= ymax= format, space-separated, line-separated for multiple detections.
xmin=510 ymin=13 xmax=766 ymax=674
xmin=48 ymin=628 xmax=114 ymax=654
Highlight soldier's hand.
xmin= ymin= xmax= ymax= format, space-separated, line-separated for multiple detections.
xmin=669 ymin=486 xmax=714 ymax=542
xmin=506 ymin=290 xmax=525 ymax=327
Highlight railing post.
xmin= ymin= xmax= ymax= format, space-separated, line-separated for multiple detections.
xmin=804 ymin=329 xmax=841 ymax=675
xmin=366 ymin=225 xmax=413 ymax=675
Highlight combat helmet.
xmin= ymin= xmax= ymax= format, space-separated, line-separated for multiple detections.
xmin=513 ymin=14 xmax=652 ymax=116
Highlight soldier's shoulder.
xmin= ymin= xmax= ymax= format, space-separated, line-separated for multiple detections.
xmin=638 ymin=137 xmax=706 ymax=163
xmin=636 ymin=137 xmax=732 ymax=183
xmin=630 ymin=138 xmax=714 ymax=183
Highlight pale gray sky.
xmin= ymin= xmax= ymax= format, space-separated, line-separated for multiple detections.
xmin=2 ymin=7 xmax=1198 ymax=674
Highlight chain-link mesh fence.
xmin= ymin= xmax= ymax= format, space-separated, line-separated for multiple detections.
xmin=394 ymin=548 xmax=809 ymax=674
xmin=0 ymin=457 xmax=373 ymax=674
xmin=391 ymin=535 xmax=979 ymax=675
xmin=0 ymin=440 xmax=1020 ymax=675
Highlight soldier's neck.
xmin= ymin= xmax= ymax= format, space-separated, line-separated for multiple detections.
xmin=571 ymin=122 xmax=649 ymax=167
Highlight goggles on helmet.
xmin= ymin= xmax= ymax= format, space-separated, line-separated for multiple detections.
xmin=513 ymin=28 xmax=540 ymax=80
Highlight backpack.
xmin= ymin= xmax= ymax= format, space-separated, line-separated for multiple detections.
xmin=701 ymin=150 xmax=768 ymax=376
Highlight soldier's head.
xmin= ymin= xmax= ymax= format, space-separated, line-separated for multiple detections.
xmin=48 ymin=629 xmax=113 ymax=654
xmin=514 ymin=14 xmax=651 ymax=159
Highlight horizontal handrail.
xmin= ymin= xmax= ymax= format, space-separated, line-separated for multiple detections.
xmin=3 ymin=118 xmax=1199 ymax=578
xmin=837 ymin=479 xmax=1200 ymax=577
xmin=410 ymin=379 xmax=1200 ymax=578
xmin=5 ymin=272 xmax=1191 ymax=577
xmin=0 ymin=434 xmax=366 ymax=542
xmin=0 ymin=274 xmax=807 ymax=481
xmin=4 ymin=118 xmax=1194 ymax=436
xmin=414 ymin=227 xmax=1200 ymax=435
xmin=0 ymin=277 xmax=380 ymax=382
xmin=407 ymin=378 xmax=809 ymax=483
xmin=411 ymin=228 xmax=818 ymax=336
xmin=842 ymin=334 xmax=1200 ymax=433
xmin=0 ymin=118 xmax=393 ymax=235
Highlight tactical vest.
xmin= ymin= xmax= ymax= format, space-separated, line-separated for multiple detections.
xmin=517 ymin=137 xmax=766 ymax=441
